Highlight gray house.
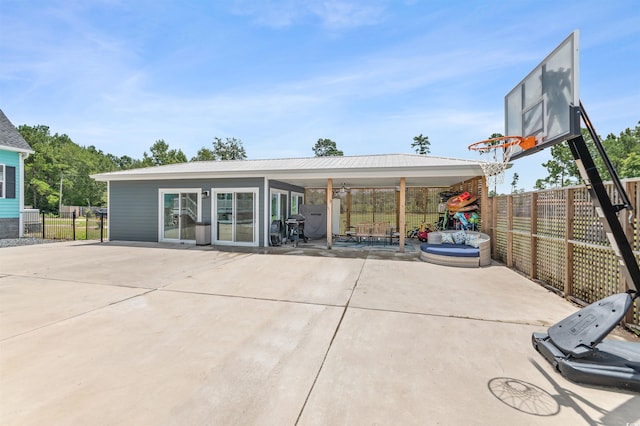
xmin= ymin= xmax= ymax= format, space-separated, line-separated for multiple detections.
xmin=91 ymin=154 xmax=486 ymax=251
xmin=0 ymin=109 xmax=34 ymax=238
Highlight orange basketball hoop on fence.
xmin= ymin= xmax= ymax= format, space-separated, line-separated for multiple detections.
xmin=468 ymin=135 xmax=536 ymax=187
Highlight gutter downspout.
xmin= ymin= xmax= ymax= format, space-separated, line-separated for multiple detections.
xmin=19 ymin=152 xmax=30 ymax=237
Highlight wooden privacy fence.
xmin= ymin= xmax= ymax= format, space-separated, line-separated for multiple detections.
xmin=485 ymin=179 xmax=640 ymax=329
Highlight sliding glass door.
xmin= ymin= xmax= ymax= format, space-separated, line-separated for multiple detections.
xmin=271 ymin=189 xmax=288 ymax=224
xmin=213 ymin=188 xmax=258 ymax=246
xmin=159 ymin=189 xmax=201 ymax=242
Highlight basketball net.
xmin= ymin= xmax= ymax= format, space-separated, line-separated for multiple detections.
xmin=468 ymin=136 xmax=529 ymax=189
xmin=478 ymin=144 xmax=516 ymax=187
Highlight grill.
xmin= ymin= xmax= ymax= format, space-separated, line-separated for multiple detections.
xmin=285 ymin=214 xmax=307 ymax=247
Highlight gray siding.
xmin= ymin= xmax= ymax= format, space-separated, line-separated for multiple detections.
xmin=269 ymin=180 xmax=304 ymax=194
xmin=110 ymin=178 xmax=265 ymax=244
xmin=269 ymin=180 xmax=305 ymax=219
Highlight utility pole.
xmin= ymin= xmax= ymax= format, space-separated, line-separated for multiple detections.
xmin=59 ymin=171 xmax=63 ymax=213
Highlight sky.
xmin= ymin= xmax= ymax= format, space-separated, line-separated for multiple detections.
xmin=1 ymin=0 xmax=639 ymax=193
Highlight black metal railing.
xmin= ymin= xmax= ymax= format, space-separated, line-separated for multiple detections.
xmin=21 ymin=211 xmax=107 ymax=241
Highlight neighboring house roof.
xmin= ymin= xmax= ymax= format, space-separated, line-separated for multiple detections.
xmin=0 ymin=109 xmax=34 ymax=154
xmin=92 ymin=153 xmax=488 ymax=187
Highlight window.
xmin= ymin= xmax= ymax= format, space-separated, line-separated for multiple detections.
xmin=0 ymin=165 xmax=16 ymax=199
xmin=291 ymin=192 xmax=304 ymax=215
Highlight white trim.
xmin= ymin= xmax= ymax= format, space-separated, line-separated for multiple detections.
xmin=90 ymin=154 xmax=486 ymax=183
xmin=18 ymin=156 xmax=24 ymax=236
xmin=270 ymin=187 xmax=288 ymax=222
xmin=269 ymin=187 xmax=288 ymax=248
xmin=210 ymin=186 xmax=215 ymax=245
xmin=263 ymin=177 xmax=269 ymax=248
xmin=211 ymin=187 xmax=259 ymax=247
xmin=92 ymin=166 xmax=483 ymax=182
xmin=210 ymin=190 xmax=217 ymax=244
xmin=0 ymin=146 xmax=34 ymax=154
xmin=158 ymin=188 xmax=202 ymax=243
xmin=0 ymin=163 xmax=5 ymax=199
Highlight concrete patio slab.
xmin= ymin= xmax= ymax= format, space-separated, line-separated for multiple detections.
xmin=0 ymin=240 xmax=248 ymax=288
xmin=0 ymin=275 xmax=147 ymax=340
xmin=1 ymin=241 xmax=638 ymax=426
xmin=1 ymin=289 xmax=343 ymax=425
xmin=298 ymin=308 xmax=639 ymax=425
xmin=351 ymin=259 xmax=579 ymax=327
xmin=166 ymin=254 xmax=365 ymax=306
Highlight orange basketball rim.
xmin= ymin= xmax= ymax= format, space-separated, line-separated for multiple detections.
xmin=467 ymin=135 xmax=536 ymax=152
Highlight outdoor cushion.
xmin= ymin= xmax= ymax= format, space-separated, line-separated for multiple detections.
xmin=420 ymin=243 xmax=480 ymax=258
xmin=465 ymin=233 xmax=480 ymax=248
xmin=441 ymin=233 xmax=454 ymax=244
xmin=427 ymin=232 xmax=442 ymax=244
xmin=452 ymin=230 xmax=466 ymax=244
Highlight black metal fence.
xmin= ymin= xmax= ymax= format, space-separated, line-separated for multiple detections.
xmin=22 ymin=211 xmax=107 ymax=242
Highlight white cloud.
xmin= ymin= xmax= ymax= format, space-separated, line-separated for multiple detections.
xmin=309 ymin=1 xmax=385 ymax=29
xmin=230 ymin=0 xmax=386 ymax=30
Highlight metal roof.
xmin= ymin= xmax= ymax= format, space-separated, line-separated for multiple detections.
xmin=0 ymin=109 xmax=34 ymax=153
xmin=92 ymin=153 xmax=487 ymax=187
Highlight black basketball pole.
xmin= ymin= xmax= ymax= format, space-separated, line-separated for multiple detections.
xmin=566 ymin=104 xmax=639 ymax=294
xmin=579 ymin=100 xmax=632 ymax=211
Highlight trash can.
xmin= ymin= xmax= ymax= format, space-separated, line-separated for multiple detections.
xmin=195 ymin=222 xmax=211 ymax=245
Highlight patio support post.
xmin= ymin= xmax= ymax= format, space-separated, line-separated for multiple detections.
xmin=480 ymin=176 xmax=488 ymax=233
xmin=346 ymin=190 xmax=352 ymax=229
xmin=327 ymin=178 xmax=333 ymax=249
xmin=396 ymin=190 xmax=401 ymax=231
xmin=399 ymin=177 xmax=406 ymax=253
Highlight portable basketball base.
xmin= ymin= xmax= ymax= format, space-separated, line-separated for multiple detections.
xmin=530 ymin=103 xmax=640 ymax=392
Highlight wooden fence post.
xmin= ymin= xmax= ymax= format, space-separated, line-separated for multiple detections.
xmin=507 ymin=195 xmax=513 ymax=268
xmin=491 ymin=195 xmax=498 ymax=258
xmin=621 ymin=180 xmax=637 ymax=324
xmin=619 ymin=181 xmax=635 ymax=291
xmin=530 ymin=192 xmax=538 ymax=279
xmin=564 ymin=188 xmax=575 ymax=299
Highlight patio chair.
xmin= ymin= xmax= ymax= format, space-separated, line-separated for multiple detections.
xmin=387 ymin=226 xmax=400 ymax=246
xmin=344 ymin=225 xmax=357 ymax=242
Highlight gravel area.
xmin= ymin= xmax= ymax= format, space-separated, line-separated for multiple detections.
xmin=0 ymin=238 xmax=61 ymax=248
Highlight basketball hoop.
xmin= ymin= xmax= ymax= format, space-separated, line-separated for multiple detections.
xmin=468 ymin=136 xmax=535 ymax=187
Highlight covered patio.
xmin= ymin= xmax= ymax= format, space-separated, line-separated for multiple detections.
xmin=262 ymin=154 xmax=488 ymax=253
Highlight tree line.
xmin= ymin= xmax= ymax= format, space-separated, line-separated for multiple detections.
xmin=18 ymin=128 xmax=345 ymax=212
xmin=19 ymin=125 xmax=253 ymax=212
xmin=21 ymin=117 xmax=638 ymax=212
xmin=533 ymin=123 xmax=640 ymax=189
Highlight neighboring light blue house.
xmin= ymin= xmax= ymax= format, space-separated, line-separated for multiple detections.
xmin=0 ymin=109 xmax=34 ymax=238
